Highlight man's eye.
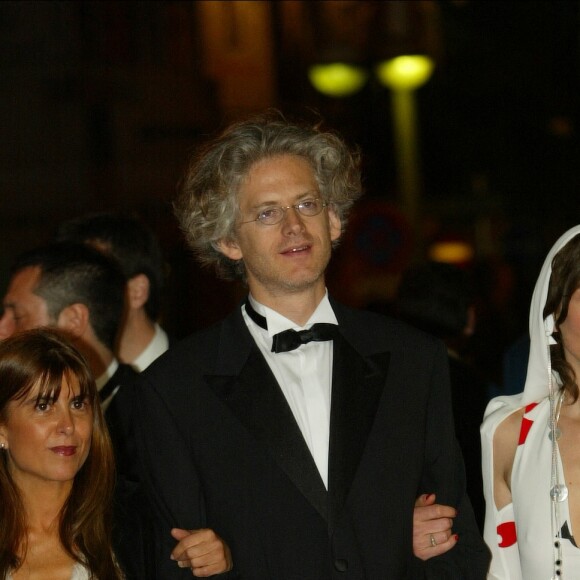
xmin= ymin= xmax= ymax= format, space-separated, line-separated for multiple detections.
xmin=259 ymin=208 xmax=280 ymax=220
xmin=300 ymin=200 xmax=317 ymax=210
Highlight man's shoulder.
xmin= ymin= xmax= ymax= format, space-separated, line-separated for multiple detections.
xmin=142 ymin=310 xmax=247 ymax=376
xmin=332 ymin=299 xmax=440 ymax=349
xmin=108 ymin=362 xmax=139 ymax=388
xmin=116 ymin=361 xmax=139 ymax=378
xmin=150 ymin=323 xmax=221 ymax=364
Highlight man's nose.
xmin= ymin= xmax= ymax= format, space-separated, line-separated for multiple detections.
xmin=281 ymin=206 xmax=305 ymax=232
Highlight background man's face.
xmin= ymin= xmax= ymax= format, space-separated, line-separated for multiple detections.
xmin=0 ymin=266 xmax=53 ymax=337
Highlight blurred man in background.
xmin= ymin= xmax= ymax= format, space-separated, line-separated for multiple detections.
xmin=56 ymin=212 xmax=171 ymax=371
xmin=394 ymin=260 xmax=487 ymax=530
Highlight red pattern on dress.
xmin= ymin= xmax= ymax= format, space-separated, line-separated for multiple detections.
xmin=497 ymin=521 xmax=517 ymax=547
xmin=518 ymin=402 xmax=539 ymax=445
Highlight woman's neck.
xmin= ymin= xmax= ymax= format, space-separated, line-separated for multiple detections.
xmin=17 ymin=479 xmax=72 ymax=533
xmin=561 ymin=391 xmax=580 ymax=419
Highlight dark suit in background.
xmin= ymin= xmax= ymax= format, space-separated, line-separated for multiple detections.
xmin=103 ymin=363 xmax=155 ymax=580
xmin=102 ymin=362 xmax=139 ymax=478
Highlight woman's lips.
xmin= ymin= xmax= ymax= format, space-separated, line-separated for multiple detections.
xmin=50 ymin=446 xmax=77 ymax=456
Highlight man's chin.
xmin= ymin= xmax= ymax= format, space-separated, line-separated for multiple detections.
xmin=279 ymin=272 xmax=325 ymax=293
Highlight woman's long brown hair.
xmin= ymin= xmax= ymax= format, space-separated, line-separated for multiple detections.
xmin=0 ymin=328 xmax=123 ymax=579
xmin=544 ymin=233 xmax=580 ymax=403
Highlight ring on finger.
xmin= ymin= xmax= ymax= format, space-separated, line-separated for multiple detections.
xmin=429 ymin=533 xmax=437 ymax=547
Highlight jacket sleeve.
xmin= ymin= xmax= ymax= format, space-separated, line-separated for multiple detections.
xmin=130 ymin=377 xmax=239 ymax=579
xmin=407 ymin=340 xmax=491 ymax=579
xmin=130 ymin=376 xmax=203 ymax=578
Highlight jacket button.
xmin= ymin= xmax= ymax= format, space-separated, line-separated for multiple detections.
xmin=334 ymin=559 xmax=348 ymax=572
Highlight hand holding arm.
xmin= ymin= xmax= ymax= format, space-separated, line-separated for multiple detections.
xmin=170 ymin=528 xmax=233 ymax=577
xmin=413 ymin=493 xmax=458 ymax=560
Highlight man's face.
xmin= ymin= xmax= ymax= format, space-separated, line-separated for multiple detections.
xmin=0 ymin=267 xmax=53 ymax=338
xmin=219 ymin=154 xmax=342 ymax=303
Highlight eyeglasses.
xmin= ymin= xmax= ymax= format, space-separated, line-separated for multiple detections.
xmin=239 ymin=198 xmax=328 ymax=226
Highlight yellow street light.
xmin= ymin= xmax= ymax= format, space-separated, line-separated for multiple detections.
xmin=375 ymin=54 xmax=434 ymax=231
xmin=308 ymin=63 xmax=368 ymax=98
xmin=375 ymin=55 xmax=434 ymax=91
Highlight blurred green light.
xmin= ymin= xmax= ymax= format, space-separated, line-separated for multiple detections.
xmin=308 ymin=63 xmax=368 ymax=97
xmin=376 ymin=55 xmax=434 ymax=91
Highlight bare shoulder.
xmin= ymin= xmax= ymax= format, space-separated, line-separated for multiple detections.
xmin=492 ymin=407 xmax=524 ymax=510
xmin=494 ymin=407 xmax=524 ymax=447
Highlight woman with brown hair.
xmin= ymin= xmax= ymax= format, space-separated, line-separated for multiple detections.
xmin=0 ymin=328 xmax=123 ymax=579
xmin=482 ymin=224 xmax=580 ymax=578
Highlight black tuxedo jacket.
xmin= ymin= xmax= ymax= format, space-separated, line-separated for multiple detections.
xmin=103 ymin=363 xmax=156 ymax=580
xmin=133 ymin=300 xmax=490 ymax=579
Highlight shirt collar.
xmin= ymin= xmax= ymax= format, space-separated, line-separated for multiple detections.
xmin=247 ymin=291 xmax=337 ymax=337
xmin=95 ymin=358 xmax=119 ymax=392
xmin=131 ymin=323 xmax=169 ymax=371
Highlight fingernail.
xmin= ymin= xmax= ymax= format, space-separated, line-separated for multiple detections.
xmin=425 ymin=493 xmax=433 ymax=500
xmin=454 ymin=534 xmax=459 ymax=542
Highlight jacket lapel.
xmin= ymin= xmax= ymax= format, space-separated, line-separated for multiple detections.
xmin=327 ymin=317 xmax=390 ymax=528
xmin=207 ymin=309 xmax=328 ymax=522
xmin=205 ymin=301 xmax=391 ymax=527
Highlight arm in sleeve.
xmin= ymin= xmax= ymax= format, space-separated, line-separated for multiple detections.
xmin=408 ymin=341 xmax=491 ymax=579
xmin=130 ymin=377 xmax=239 ymax=578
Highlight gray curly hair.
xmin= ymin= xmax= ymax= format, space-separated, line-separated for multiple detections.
xmin=174 ymin=111 xmax=363 ymax=280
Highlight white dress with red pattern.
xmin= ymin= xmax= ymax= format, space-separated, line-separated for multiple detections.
xmin=482 ymin=396 xmax=580 ymax=579
xmin=481 ymin=224 xmax=580 ymax=579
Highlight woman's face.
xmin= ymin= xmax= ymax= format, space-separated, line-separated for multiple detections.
xmin=0 ymin=373 xmax=93 ymax=490
xmin=559 ymin=287 xmax=580 ymax=377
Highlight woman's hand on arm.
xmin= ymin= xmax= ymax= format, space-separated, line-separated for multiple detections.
xmin=413 ymin=493 xmax=458 ymax=560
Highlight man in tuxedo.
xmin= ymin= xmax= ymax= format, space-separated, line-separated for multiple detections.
xmin=133 ymin=112 xmax=490 ymax=578
xmin=0 ymin=242 xmax=137 ymax=475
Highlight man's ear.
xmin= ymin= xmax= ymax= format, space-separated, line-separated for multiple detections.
xmin=56 ymin=303 xmax=90 ymax=338
xmin=463 ymin=305 xmax=477 ymax=337
xmin=328 ymin=205 xmax=342 ymax=243
xmin=127 ymin=274 xmax=150 ymax=310
xmin=216 ymin=238 xmax=243 ymax=261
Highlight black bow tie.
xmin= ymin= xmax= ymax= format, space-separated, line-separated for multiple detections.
xmin=244 ymin=300 xmax=339 ymax=353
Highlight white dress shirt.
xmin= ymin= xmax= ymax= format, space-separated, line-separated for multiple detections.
xmin=131 ymin=323 xmax=170 ymax=372
xmin=96 ymin=358 xmax=120 ymax=412
xmin=242 ymin=292 xmax=337 ymax=488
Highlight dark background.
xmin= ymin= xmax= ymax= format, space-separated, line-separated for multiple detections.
xmin=1 ymin=0 xmax=579 ymax=390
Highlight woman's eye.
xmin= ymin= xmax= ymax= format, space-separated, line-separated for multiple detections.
xmin=72 ymin=398 xmax=87 ymax=410
xmin=35 ymin=400 xmax=50 ymax=412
